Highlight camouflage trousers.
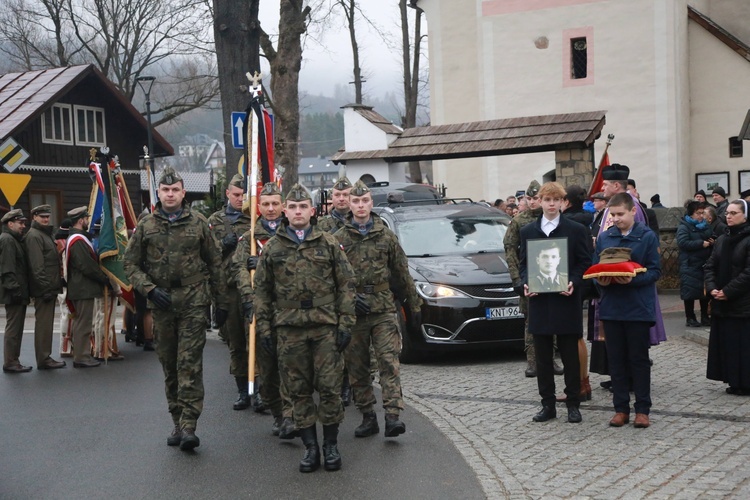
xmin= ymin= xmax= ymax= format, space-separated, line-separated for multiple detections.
xmin=222 ymin=287 xmax=247 ymax=378
xmin=277 ymin=324 xmax=344 ymax=428
xmin=346 ymin=312 xmax=404 ymax=415
xmin=254 ymin=328 xmax=293 ymax=418
xmin=153 ymin=304 xmax=208 ymax=431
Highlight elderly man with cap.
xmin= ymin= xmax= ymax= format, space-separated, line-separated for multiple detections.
xmin=334 ymin=180 xmax=422 ymax=439
xmin=590 ymin=192 xmax=609 ymax=237
xmin=124 ymin=167 xmax=228 ymax=451
xmin=2 ymin=210 xmax=33 ymax=373
xmin=504 ymin=180 xmax=563 ymax=378
xmin=65 ymin=206 xmax=110 ymax=368
xmin=253 ymin=183 xmax=356 ymax=473
xmin=208 ymin=174 xmax=254 ymax=411
xmin=712 ymin=186 xmax=729 ymax=221
xmin=317 ymin=177 xmax=353 ymax=233
xmin=23 ymin=205 xmax=66 ymax=370
xmin=233 ymin=181 xmax=297 ymax=438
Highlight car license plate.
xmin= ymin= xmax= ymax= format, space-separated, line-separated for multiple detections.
xmin=485 ymin=306 xmax=523 ymax=320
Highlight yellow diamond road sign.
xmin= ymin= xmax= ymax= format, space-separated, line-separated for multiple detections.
xmin=0 ymin=138 xmax=30 ymax=173
xmin=0 ymin=173 xmax=32 ymax=206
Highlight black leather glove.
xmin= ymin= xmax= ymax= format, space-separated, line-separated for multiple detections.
xmin=408 ymin=310 xmax=422 ymax=332
xmin=42 ymin=292 xmax=57 ymax=303
xmin=242 ymin=302 xmax=254 ymax=320
xmin=246 ymin=255 xmax=259 ymax=270
xmin=221 ymin=232 xmax=238 ymax=252
xmin=513 ymin=284 xmax=525 ymax=297
xmin=147 ymin=287 xmax=172 ymax=310
xmin=214 ymin=308 xmax=229 ymax=328
xmin=355 ymin=293 xmax=371 ymax=316
xmin=335 ymin=329 xmax=351 ymax=352
xmin=261 ymin=334 xmax=277 ymax=356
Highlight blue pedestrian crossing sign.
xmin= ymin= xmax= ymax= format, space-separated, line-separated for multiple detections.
xmin=231 ymin=111 xmax=246 ymax=150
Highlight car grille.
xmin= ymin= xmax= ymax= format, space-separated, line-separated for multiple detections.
xmin=453 ymin=284 xmax=517 ymax=299
xmin=459 ymin=317 xmax=525 ymax=343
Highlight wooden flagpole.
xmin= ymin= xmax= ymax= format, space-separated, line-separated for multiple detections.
xmin=246 ymin=71 xmax=262 ymax=396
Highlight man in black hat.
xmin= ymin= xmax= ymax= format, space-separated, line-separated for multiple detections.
xmin=24 ymin=204 xmax=67 ymax=369
xmin=712 ymin=186 xmax=729 ymax=221
xmin=65 ymin=206 xmax=110 ymax=368
xmin=208 ymin=173 xmax=254 ymax=411
xmin=2 ymin=210 xmax=33 ymax=373
xmin=590 ymin=192 xmax=608 ymax=237
xmin=650 ymin=194 xmax=664 ymax=208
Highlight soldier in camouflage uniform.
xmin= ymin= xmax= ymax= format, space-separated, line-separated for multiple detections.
xmin=334 ymin=180 xmax=422 ymax=438
xmin=253 ymin=183 xmax=356 ymax=473
xmin=504 ymin=180 xmax=544 ymax=377
xmin=317 ymin=177 xmax=352 ymax=233
xmin=208 ymin=174 xmax=254 ymax=411
xmin=233 ymin=182 xmax=296 ymax=438
xmin=124 ymin=167 xmax=229 ymax=452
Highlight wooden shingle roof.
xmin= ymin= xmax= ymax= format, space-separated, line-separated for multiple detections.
xmin=332 ymin=110 xmax=606 ymax=163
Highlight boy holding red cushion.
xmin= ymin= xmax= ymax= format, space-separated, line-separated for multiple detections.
xmin=594 ymin=192 xmax=661 ymax=428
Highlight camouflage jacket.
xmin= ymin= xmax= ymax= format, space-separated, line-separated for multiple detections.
xmin=124 ymin=203 xmax=228 ymax=309
xmin=207 ymin=206 xmax=253 ymax=287
xmin=0 ymin=227 xmax=29 ymax=304
xmin=334 ymin=213 xmax=422 ymax=314
xmin=253 ymin=221 xmax=356 ymax=333
xmin=317 ymin=210 xmax=348 ymax=234
xmin=503 ymin=207 xmax=543 ymax=285
xmin=231 ymin=218 xmax=276 ymax=304
xmin=23 ymin=221 xmax=62 ymax=297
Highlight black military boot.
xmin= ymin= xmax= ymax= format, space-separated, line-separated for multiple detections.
xmin=340 ymin=377 xmax=352 ymax=407
xmin=233 ymin=377 xmax=250 ymax=411
xmin=271 ymin=415 xmax=283 ymax=436
xmin=384 ymin=413 xmax=406 ymax=437
xmin=179 ymin=428 xmax=200 ymax=451
xmin=354 ymin=411 xmax=379 ymax=437
xmin=322 ymin=424 xmax=342 ymax=471
xmin=252 ymin=390 xmax=267 ymax=413
xmin=166 ymin=424 xmax=181 ymax=446
xmin=298 ymin=426 xmax=321 ymax=473
xmin=279 ymin=417 xmax=300 ymax=439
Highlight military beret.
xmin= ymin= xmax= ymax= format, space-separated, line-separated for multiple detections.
xmin=228 ymin=173 xmax=246 ymax=190
xmin=286 ymin=183 xmax=312 ymax=202
xmin=260 ymin=182 xmax=282 ymax=197
xmin=31 ymin=204 xmax=52 ymax=216
xmin=67 ymin=206 xmax=89 ymax=221
xmin=526 ymin=180 xmax=540 ymax=197
xmin=1 ymin=209 xmax=27 ymax=223
xmin=350 ymin=180 xmax=371 ymax=197
xmin=601 ymin=163 xmax=630 ymax=181
xmin=158 ymin=166 xmax=183 ymax=185
xmin=591 ymin=192 xmax=608 ymax=201
xmin=332 ymin=176 xmax=352 ymax=191
xmin=711 ymin=186 xmax=726 ymax=197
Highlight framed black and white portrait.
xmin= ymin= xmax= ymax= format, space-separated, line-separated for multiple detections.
xmin=527 ymin=238 xmax=569 ymax=294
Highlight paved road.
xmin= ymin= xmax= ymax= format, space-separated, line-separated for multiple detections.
xmin=3 ymin=293 xmax=749 ymax=499
xmin=0 ymin=319 xmax=483 ymax=499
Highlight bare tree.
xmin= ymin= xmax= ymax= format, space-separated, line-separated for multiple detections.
xmin=335 ymin=0 xmax=364 ymax=104
xmin=211 ymin=0 xmax=261 ymax=182
xmin=400 ymin=0 xmax=425 ymax=183
xmin=0 ymin=0 xmax=218 ymax=125
xmin=259 ymin=1 xmax=312 ymax=193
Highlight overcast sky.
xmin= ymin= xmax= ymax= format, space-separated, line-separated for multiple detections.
xmin=257 ymin=1 xmax=419 ymax=99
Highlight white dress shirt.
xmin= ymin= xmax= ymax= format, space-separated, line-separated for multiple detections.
xmin=541 ymin=214 xmax=561 ymax=236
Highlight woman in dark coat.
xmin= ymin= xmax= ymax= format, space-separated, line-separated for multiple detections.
xmin=705 ymin=200 xmax=750 ymax=395
xmin=676 ymin=201 xmax=713 ymax=327
xmin=520 ymin=182 xmax=592 ymax=423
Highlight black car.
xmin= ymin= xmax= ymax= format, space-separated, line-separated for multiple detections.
xmin=375 ymin=201 xmax=525 ymax=363
xmin=366 ymin=181 xmax=442 ymax=206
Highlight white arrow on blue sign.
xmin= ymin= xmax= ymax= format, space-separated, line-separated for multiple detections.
xmin=231 ymin=111 xmax=246 ymax=150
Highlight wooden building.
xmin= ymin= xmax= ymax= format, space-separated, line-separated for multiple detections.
xmin=0 ymin=65 xmax=173 ymax=225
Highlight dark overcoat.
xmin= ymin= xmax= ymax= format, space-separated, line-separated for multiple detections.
xmin=676 ymin=219 xmax=712 ymax=301
xmin=519 ymin=215 xmax=592 ymax=336
xmin=704 ymin=223 xmax=750 ymax=318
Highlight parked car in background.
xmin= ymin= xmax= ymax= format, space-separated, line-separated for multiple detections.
xmin=375 ymin=200 xmax=524 ymax=363
xmin=367 ymin=181 xmax=442 ymax=206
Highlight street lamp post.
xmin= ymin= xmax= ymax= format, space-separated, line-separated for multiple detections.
xmin=135 ymin=75 xmax=156 ymax=170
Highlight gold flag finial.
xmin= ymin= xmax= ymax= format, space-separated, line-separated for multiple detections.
xmin=89 ymin=148 xmax=98 ymax=161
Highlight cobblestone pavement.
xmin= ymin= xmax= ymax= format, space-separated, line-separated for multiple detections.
xmin=398 ymin=296 xmax=750 ymax=499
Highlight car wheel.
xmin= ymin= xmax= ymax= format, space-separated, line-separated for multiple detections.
xmin=397 ymin=305 xmax=424 ymax=364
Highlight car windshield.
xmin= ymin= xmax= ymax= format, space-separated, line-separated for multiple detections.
xmin=397 ymin=214 xmax=509 ymax=256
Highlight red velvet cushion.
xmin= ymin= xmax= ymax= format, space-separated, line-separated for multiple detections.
xmin=583 ymin=261 xmax=647 ymax=279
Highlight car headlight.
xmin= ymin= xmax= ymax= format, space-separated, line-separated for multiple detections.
xmin=416 ymin=282 xmax=470 ymax=299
